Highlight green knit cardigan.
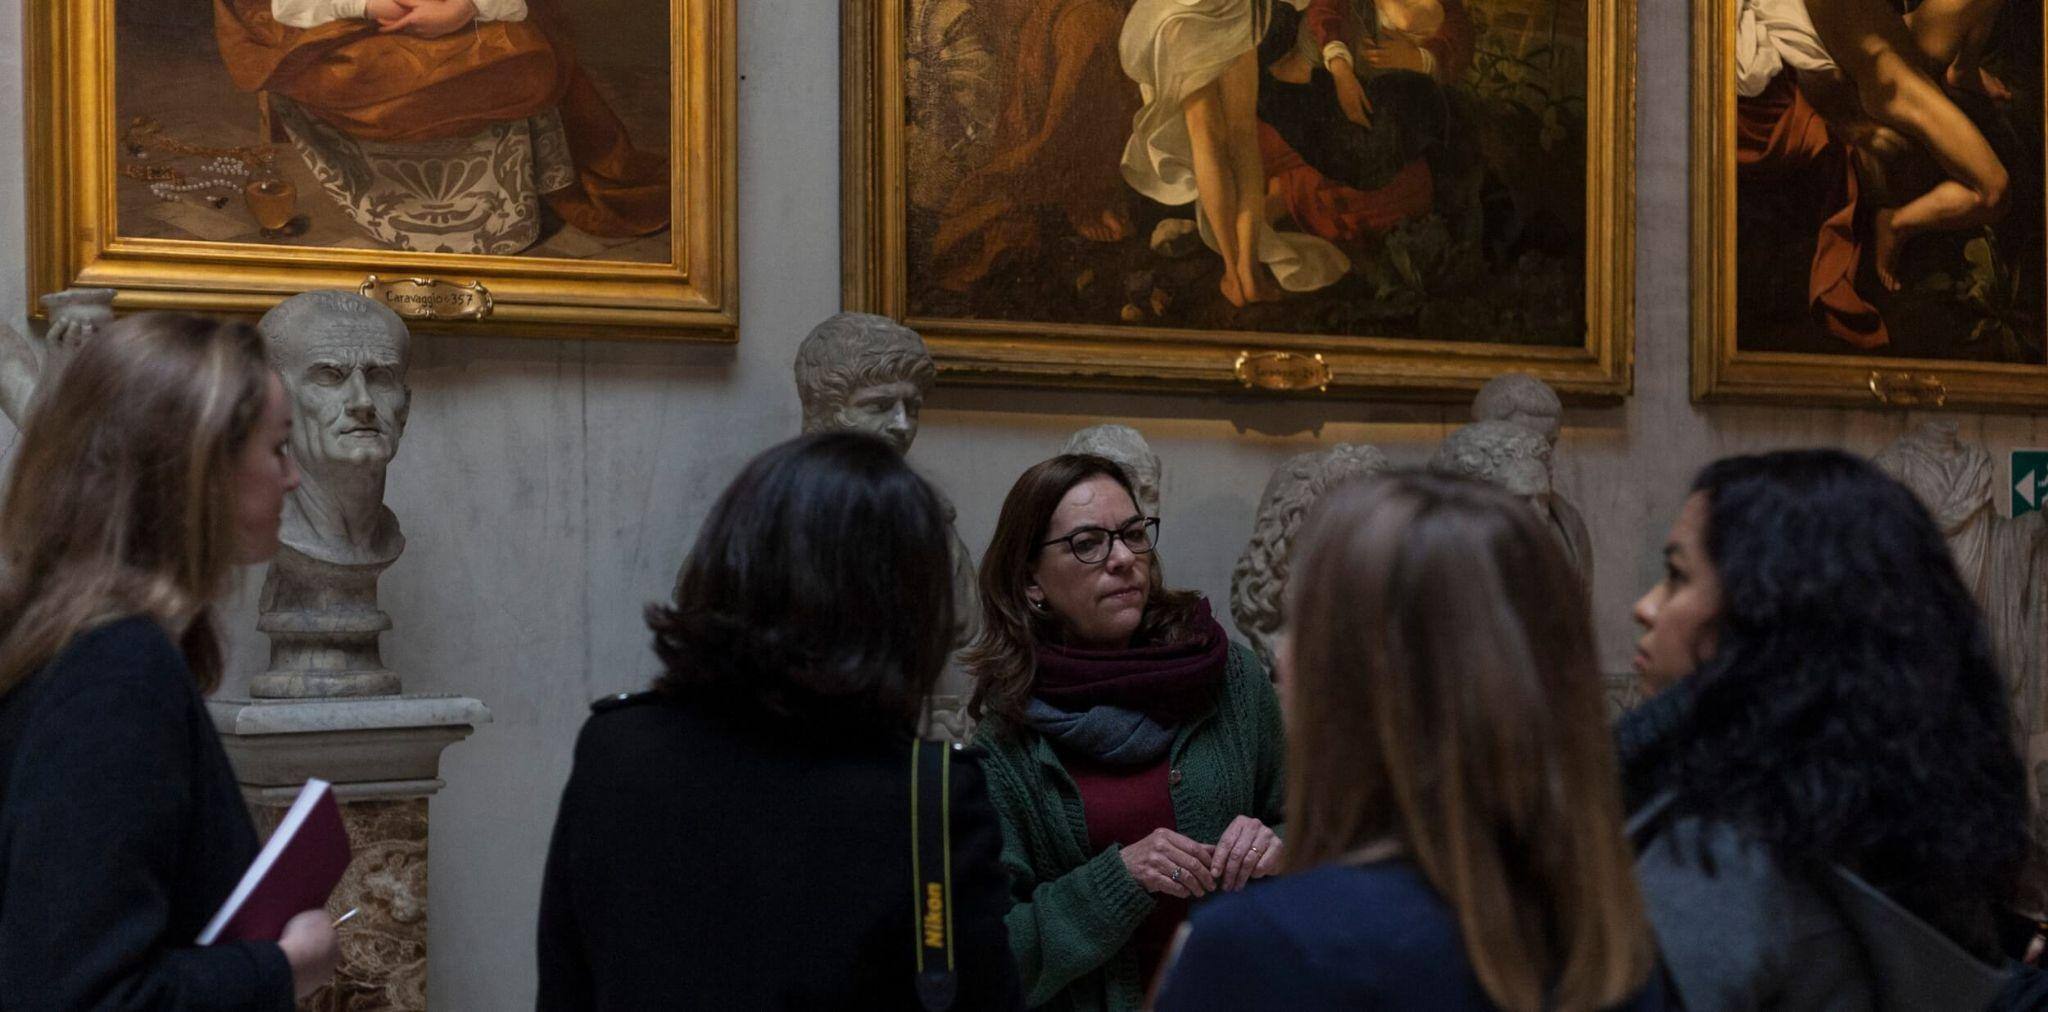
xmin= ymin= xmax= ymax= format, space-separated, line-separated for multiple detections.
xmin=972 ymin=642 xmax=1285 ymax=1012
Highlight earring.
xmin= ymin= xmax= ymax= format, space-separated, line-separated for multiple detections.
xmin=1028 ymin=597 xmax=1050 ymax=614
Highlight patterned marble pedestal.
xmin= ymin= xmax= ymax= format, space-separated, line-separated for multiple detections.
xmin=210 ymin=696 xmax=491 ymax=1012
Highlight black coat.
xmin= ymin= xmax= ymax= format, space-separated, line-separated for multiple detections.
xmin=0 ymin=616 xmax=293 ymax=1010
xmin=536 ymin=689 xmax=1023 ymax=1011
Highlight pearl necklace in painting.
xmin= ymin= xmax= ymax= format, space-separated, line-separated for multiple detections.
xmin=119 ymin=116 xmax=279 ymax=209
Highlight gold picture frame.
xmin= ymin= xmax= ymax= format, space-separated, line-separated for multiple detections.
xmin=844 ymin=0 xmax=1636 ymax=399
xmin=28 ymin=0 xmax=736 ymax=340
xmin=1691 ymin=1 xmax=2048 ymax=410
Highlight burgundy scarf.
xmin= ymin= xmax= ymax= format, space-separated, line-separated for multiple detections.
xmin=1032 ymin=600 xmax=1230 ymax=724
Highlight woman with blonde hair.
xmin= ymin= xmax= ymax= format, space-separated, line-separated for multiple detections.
xmin=1155 ymin=472 xmax=1661 ymax=1011
xmin=0 ymin=313 xmax=338 ymax=1007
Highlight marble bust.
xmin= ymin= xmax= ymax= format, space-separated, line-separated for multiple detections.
xmin=1875 ymin=422 xmax=2046 ymax=737
xmin=1472 ymin=372 xmax=1562 ymax=444
xmin=1875 ymin=421 xmax=2048 ymax=912
xmin=795 ymin=312 xmax=935 ymax=454
xmin=793 ymin=312 xmax=979 ymax=740
xmin=0 ymin=288 xmax=119 ymax=425
xmin=1471 ymin=374 xmax=1592 ymax=582
xmin=1432 ymin=421 xmax=1552 ymax=504
xmin=1230 ymin=444 xmax=1389 ymax=671
xmin=253 ymin=290 xmax=413 ymax=698
xmin=1062 ymin=424 xmax=1163 ymax=519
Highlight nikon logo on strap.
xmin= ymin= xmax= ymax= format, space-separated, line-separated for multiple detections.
xmin=912 ymin=741 xmax=957 ymax=1011
xmin=924 ymin=882 xmax=947 ymax=949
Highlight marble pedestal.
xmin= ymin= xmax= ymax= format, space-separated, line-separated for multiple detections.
xmin=211 ymin=695 xmax=491 ymax=1012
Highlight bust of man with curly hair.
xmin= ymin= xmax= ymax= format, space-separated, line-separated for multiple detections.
xmin=794 ymin=312 xmax=937 ymax=456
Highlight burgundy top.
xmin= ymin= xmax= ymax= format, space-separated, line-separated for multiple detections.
xmin=1064 ymin=749 xmax=1187 ymax=987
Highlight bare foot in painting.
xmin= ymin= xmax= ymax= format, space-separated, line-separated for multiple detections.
xmin=1220 ymin=268 xmax=1247 ymax=308
xmin=1947 ymin=63 xmax=2013 ymax=101
xmin=1071 ymin=206 xmax=1134 ymax=243
xmin=1872 ymin=207 xmax=1904 ymax=292
xmin=1245 ymin=262 xmax=1284 ymax=304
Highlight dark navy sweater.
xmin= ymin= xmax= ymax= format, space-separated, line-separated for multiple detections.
xmin=1154 ymin=860 xmax=1666 ymax=1011
xmin=0 ymin=616 xmax=292 ymax=1010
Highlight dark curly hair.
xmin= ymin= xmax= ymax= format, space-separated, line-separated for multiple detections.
xmin=1631 ymin=450 xmax=2027 ymax=957
xmin=646 ymin=431 xmax=956 ymax=734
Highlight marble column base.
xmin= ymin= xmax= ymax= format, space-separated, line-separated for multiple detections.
xmin=251 ymin=798 xmax=428 ymax=1011
xmin=211 ymin=695 xmax=490 ymax=1012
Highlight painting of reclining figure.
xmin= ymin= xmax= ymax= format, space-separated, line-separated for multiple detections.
xmin=896 ymin=0 xmax=1599 ymax=344
xmin=115 ymin=0 xmax=671 ymax=261
xmin=1732 ymin=0 xmax=2044 ymax=365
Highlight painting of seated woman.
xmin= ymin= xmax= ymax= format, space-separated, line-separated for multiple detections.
xmin=114 ymin=0 xmax=671 ymax=261
xmin=893 ymin=0 xmax=1602 ymax=346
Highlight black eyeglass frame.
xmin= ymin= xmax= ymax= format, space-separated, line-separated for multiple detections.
xmin=1038 ymin=517 xmax=1161 ymax=565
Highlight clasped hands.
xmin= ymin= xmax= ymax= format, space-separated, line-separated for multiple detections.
xmin=365 ymin=0 xmax=479 ymax=38
xmin=1119 ymin=816 xmax=1281 ymax=899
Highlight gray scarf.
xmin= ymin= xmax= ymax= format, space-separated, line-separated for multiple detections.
xmin=1024 ymin=698 xmax=1176 ymax=766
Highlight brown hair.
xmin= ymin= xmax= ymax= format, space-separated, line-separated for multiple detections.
xmin=0 ymin=312 xmax=274 ymax=695
xmin=1284 ymin=471 xmax=1654 ymax=1012
xmin=964 ymin=454 xmax=1199 ymax=724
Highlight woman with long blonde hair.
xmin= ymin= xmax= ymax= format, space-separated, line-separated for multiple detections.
xmin=1155 ymin=472 xmax=1661 ymax=1011
xmin=0 ymin=313 xmax=338 ymax=1007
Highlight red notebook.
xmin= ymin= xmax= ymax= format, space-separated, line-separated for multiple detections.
xmin=197 ymin=778 xmax=353 ymax=944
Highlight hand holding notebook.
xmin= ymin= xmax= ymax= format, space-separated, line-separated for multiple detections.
xmin=197 ymin=778 xmax=352 ymax=944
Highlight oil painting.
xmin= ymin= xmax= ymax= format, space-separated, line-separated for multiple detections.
xmin=847 ymin=0 xmax=1634 ymax=396
xmin=29 ymin=0 xmax=735 ymax=338
xmin=1694 ymin=0 xmax=2048 ymax=409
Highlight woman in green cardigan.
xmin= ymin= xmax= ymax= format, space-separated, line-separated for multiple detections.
xmin=964 ymin=454 xmax=1285 ymax=1011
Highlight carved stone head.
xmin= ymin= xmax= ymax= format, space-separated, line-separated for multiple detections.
xmin=1472 ymin=372 xmax=1563 ymax=446
xmin=1061 ymin=424 xmax=1163 ymax=518
xmin=1230 ymin=443 xmax=1390 ymax=670
xmin=794 ymin=313 xmax=936 ymax=455
xmin=1431 ymin=420 xmax=1552 ymax=508
xmin=259 ymin=291 xmax=412 ymax=478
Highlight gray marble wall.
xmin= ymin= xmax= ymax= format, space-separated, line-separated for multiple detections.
xmin=0 ymin=0 xmax=2043 ymax=1008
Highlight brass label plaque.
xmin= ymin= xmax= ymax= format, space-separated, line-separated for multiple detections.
xmin=360 ymin=275 xmax=493 ymax=322
xmin=1235 ymin=350 xmax=1332 ymax=392
xmin=1866 ymin=371 xmax=1948 ymax=408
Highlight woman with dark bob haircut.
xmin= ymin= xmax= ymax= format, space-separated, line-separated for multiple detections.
xmin=535 ymin=432 xmax=1021 ymax=1009
xmin=1622 ymin=449 xmax=2030 ymax=1008
xmin=966 ymin=454 xmax=1284 ymax=1011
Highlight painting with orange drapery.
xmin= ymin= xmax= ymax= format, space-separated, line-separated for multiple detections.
xmin=114 ymin=0 xmax=672 ymax=261
xmin=901 ymin=0 xmax=1592 ymax=343
xmin=1733 ymin=0 xmax=2044 ymax=365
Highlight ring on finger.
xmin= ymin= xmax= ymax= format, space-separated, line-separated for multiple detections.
xmin=1171 ymin=867 xmax=1184 ymax=883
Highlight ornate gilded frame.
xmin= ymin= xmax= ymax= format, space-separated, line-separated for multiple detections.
xmin=26 ymin=0 xmax=736 ymax=340
xmin=843 ymin=0 xmax=1636 ymax=399
xmin=1690 ymin=2 xmax=2048 ymax=409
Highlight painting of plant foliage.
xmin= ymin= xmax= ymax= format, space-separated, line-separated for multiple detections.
xmin=897 ymin=0 xmax=1593 ymax=346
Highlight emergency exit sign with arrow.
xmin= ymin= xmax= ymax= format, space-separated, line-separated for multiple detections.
xmin=2016 ymin=451 xmax=2048 ymax=518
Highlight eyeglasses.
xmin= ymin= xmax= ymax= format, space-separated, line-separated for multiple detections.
xmin=1040 ymin=517 xmax=1160 ymax=565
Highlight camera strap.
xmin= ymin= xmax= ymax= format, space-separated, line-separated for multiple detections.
xmin=911 ymin=739 xmax=956 ymax=1011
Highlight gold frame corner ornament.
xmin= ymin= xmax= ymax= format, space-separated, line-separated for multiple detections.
xmin=842 ymin=0 xmax=1638 ymax=401
xmin=1689 ymin=1 xmax=2048 ymax=411
xmin=28 ymin=0 xmax=738 ymax=342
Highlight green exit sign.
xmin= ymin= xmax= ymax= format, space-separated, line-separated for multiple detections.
xmin=2016 ymin=451 xmax=2048 ymax=518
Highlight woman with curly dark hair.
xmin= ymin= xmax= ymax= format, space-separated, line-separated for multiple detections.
xmin=1622 ymin=449 xmax=2028 ymax=1009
